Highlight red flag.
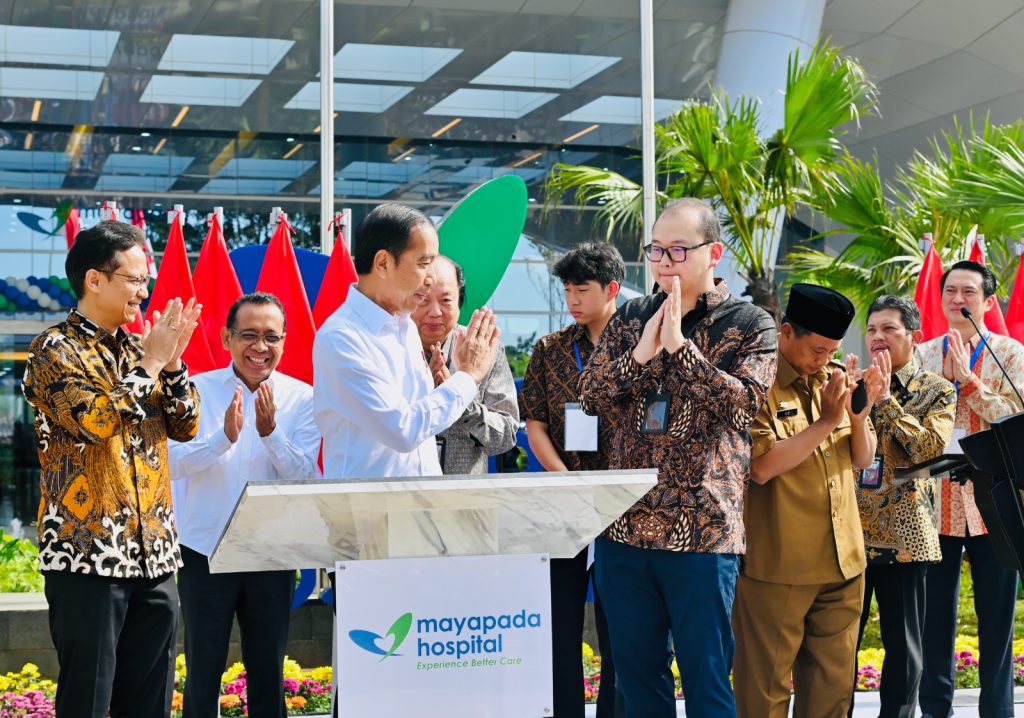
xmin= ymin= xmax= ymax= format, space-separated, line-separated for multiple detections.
xmin=193 ymin=214 xmax=242 ymax=368
xmin=255 ymin=216 xmax=315 ymax=384
xmin=146 ymin=212 xmax=217 ymax=375
xmin=915 ymin=242 xmax=948 ymax=342
xmin=1006 ymin=254 xmax=1024 ymax=343
xmin=64 ymin=207 xmax=80 ymax=250
xmin=312 ymin=228 xmax=358 ymax=328
xmin=969 ymin=237 xmax=1009 ymax=335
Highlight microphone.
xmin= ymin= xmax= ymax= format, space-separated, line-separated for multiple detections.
xmin=959 ymin=307 xmax=1024 ymax=411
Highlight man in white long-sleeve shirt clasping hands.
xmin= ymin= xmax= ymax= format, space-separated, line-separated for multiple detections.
xmin=313 ymin=202 xmax=500 ymax=480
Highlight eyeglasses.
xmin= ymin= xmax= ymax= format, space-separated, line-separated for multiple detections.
xmin=230 ymin=329 xmax=285 ymax=346
xmin=642 ymin=240 xmax=713 ymax=263
xmin=101 ymin=270 xmax=153 ymax=289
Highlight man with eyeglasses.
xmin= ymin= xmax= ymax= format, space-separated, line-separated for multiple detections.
xmin=169 ymin=292 xmax=320 ymax=718
xmin=22 ymin=220 xmax=201 ymax=718
xmin=578 ymin=198 xmax=778 ymax=717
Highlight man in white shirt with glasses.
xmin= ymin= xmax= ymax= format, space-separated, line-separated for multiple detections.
xmin=313 ymin=203 xmax=500 ymax=480
xmin=170 ymin=292 xmax=321 ymax=718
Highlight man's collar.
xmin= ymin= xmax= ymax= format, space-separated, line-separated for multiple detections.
xmin=347 ymin=285 xmax=400 ymax=333
xmin=67 ymin=310 xmax=126 ymax=347
xmin=893 ymin=356 xmax=920 ymax=389
xmin=776 ymin=352 xmax=801 ymax=388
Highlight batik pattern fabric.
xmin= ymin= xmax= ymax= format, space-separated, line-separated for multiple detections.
xmin=22 ymin=311 xmax=200 ymax=578
xmin=579 ymin=280 xmax=778 ymax=554
xmin=857 ymin=359 xmax=955 ymax=564
xmin=916 ymin=332 xmax=1024 ymax=537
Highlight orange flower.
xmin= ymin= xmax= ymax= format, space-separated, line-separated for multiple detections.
xmin=172 ymin=691 xmax=183 ymax=711
xmin=286 ymin=696 xmax=307 ymax=709
xmin=220 ymin=694 xmax=242 ymax=708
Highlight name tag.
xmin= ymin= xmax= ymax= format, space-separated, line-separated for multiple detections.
xmin=776 ymin=407 xmax=798 ymax=418
xmin=859 ymin=456 xmax=884 ymax=489
xmin=564 ymin=402 xmax=598 ymax=452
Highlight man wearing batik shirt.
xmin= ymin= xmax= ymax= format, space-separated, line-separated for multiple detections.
xmin=22 ymin=220 xmax=201 ymax=718
xmin=578 ymin=199 xmax=778 ymax=718
xmin=520 ymin=242 xmax=626 ymax=718
xmin=850 ymin=295 xmax=955 ymax=718
xmin=916 ymin=260 xmax=1024 ymax=718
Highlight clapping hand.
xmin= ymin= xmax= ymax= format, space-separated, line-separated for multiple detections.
xmin=224 ymin=386 xmax=244 ymax=443
xmin=452 ymin=309 xmax=500 ymax=383
xmin=255 ymin=382 xmax=276 ymax=437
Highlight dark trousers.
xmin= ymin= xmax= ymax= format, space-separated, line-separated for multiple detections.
xmin=44 ymin=570 xmax=178 ymax=718
xmin=551 ymin=549 xmax=589 ymax=718
xmin=593 ymin=579 xmax=627 ymax=718
xmin=851 ymin=562 xmax=928 ymax=718
xmin=920 ymin=534 xmax=1017 ymax=718
xmin=595 ymin=537 xmax=739 ymax=718
xmin=178 ymin=545 xmax=295 ymax=718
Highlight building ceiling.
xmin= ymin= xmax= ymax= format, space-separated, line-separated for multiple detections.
xmin=0 ymin=0 xmax=1022 ymax=205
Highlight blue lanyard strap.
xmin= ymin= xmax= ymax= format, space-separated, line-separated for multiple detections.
xmin=944 ymin=332 xmax=988 ymax=392
xmin=572 ymin=340 xmax=584 ymax=373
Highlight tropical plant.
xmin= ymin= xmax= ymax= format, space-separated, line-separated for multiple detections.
xmin=788 ymin=116 xmax=1024 ymax=312
xmin=544 ymin=41 xmax=878 ymax=318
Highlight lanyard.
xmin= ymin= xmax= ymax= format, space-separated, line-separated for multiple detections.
xmin=572 ymin=341 xmax=583 ymax=373
xmin=943 ymin=333 xmax=987 ymax=392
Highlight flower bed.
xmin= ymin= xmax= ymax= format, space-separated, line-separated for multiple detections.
xmin=5 ymin=637 xmax=1024 ymax=716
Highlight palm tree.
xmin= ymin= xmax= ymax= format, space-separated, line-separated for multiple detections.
xmin=788 ymin=117 xmax=1024 ymax=311
xmin=543 ymin=41 xmax=878 ymax=318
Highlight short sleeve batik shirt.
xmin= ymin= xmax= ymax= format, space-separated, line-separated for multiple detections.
xmin=22 ymin=311 xmax=200 ymax=578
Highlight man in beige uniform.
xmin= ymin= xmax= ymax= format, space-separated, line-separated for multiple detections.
xmin=733 ymin=284 xmax=883 ymax=718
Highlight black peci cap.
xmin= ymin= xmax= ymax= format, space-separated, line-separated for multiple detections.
xmin=783 ymin=283 xmax=856 ymax=340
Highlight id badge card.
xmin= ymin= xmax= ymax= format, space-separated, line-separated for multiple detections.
xmin=564 ymin=402 xmax=598 ymax=452
xmin=640 ymin=390 xmax=671 ymax=435
xmin=858 ymin=455 xmax=884 ymax=489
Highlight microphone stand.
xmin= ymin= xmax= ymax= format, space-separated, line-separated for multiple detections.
xmin=959 ymin=307 xmax=1024 ymax=411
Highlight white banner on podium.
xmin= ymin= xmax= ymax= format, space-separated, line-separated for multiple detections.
xmin=335 ymin=553 xmax=553 ymax=717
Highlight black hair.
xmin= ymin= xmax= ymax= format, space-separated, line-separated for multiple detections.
xmin=65 ymin=220 xmax=146 ymax=298
xmin=226 ymin=292 xmax=287 ymax=331
xmin=552 ymin=242 xmax=626 ymax=288
xmin=867 ymin=295 xmax=921 ymax=331
xmin=353 ymin=204 xmax=434 ymax=275
xmin=941 ymin=260 xmax=997 ymax=298
xmin=784 ymin=319 xmax=813 ymax=338
xmin=435 ymin=256 xmax=466 ymax=309
xmin=660 ymin=197 xmax=721 ymax=244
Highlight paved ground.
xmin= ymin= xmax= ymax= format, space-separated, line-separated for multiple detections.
xmin=575 ymin=687 xmax=1024 ymax=717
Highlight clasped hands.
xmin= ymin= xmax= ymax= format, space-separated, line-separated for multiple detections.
xmin=819 ymin=352 xmax=888 ymax=428
xmin=224 ymin=383 xmax=277 ymax=442
xmin=140 ymin=298 xmax=202 ymax=377
xmin=942 ymin=328 xmax=976 ymax=384
xmin=632 ymin=277 xmax=688 ymax=365
xmin=429 ymin=308 xmax=501 ymax=386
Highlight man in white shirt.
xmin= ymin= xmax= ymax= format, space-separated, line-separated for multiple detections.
xmin=170 ymin=292 xmax=320 ymax=718
xmin=313 ymin=203 xmax=500 ymax=480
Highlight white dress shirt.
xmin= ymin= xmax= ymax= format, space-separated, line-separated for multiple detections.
xmin=313 ymin=285 xmax=478 ymax=479
xmin=169 ymin=366 xmax=321 ymax=557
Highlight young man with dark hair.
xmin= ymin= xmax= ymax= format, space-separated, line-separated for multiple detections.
xmin=734 ymin=283 xmax=883 ymax=718
xmin=411 ymin=256 xmax=518 ymax=475
xmin=170 ymin=292 xmax=320 ymax=718
xmin=313 ymin=203 xmax=500 ymax=480
xmin=917 ymin=260 xmax=1024 ymax=718
xmin=519 ymin=242 xmax=626 ymax=718
xmin=849 ymin=295 xmax=955 ymax=718
xmin=22 ymin=220 xmax=201 ymax=718
xmin=579 ymin=199 xmax=778 ymax=718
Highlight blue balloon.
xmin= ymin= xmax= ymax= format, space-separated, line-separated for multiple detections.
xmin=0 ymin=279 xmax=8 ymax=292
xmin=37 ymin=278 xmax=51 ymax=291
xmin=5 ymin=287 xmax=18 ymax=301
xmin=62 ymin=293 xmax=75 ymax=306
xmin=26 ymin=275 xmax=37 ymax=285
xmin=47 ymin=286 xmax=62 ymax=299
xmin=16 ymin=293 xmax=30 ymax=309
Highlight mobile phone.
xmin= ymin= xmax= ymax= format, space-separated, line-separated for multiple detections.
xmin=851 ymin=378 xmax=868 ymax=414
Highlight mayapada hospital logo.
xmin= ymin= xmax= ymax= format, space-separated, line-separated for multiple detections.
xmin=349 ymin=610 xmax=543 ymax=664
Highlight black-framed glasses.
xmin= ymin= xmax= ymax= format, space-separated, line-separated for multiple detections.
xmin=642 ymin=240 xmax=713 ymax=263
xmin=230 ymin=329 xmax=285 ymax=346
xmin=101 ymin=270 xmax=153 ymax=289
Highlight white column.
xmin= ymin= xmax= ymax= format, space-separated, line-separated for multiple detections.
xmin=712 ymin=0 xmax=825 ymax=295
xmin=320 ymin=0 xmax=335 ymax=255
xmin=639 ymin=0 xmax=655 ymax=292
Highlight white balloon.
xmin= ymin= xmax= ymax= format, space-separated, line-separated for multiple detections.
xmin=36 ymin=296 xmax=50 ymax=309
xmin=4 ymin=277 xmax=15 ymax=285
xmin=26 ymin=286 xmax=40 ymax=300
xmin=15 ymin=279 xmax=29 ymax=292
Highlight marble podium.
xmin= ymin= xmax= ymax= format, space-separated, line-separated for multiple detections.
xmin=208 ymin=469 xmax=657 ymax=573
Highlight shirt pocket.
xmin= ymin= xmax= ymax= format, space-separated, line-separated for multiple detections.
xmin=772 ymin=412 xmax=809 ymax=439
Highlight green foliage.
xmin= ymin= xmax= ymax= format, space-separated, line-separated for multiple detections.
xmin=544 ymin=41 xmax=877 ymax=313
xmin=0 ymin=534 xmax=43 ymax=593
xmin=505 ymin=332 xmax=537 ymax=379
xmin=790 ymin=115 xmax=1024 ymax=310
